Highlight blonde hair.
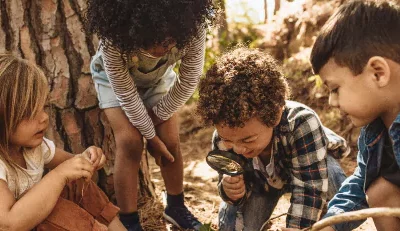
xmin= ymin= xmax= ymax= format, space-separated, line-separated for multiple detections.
xmin=0 ymin=54 xmax=49 ymax=196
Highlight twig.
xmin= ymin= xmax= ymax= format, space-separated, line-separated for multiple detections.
xmin=307 ymin=207 xmax=400 ymax=231
xmin=259 ymin=213 xmax=288 ymax=231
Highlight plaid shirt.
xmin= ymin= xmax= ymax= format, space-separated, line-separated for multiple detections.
xmin=214 ymin=101 xmax=349 ymax=229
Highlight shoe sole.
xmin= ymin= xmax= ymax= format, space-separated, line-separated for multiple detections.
xmin=163 ymin=212 xmax=186 ymax=230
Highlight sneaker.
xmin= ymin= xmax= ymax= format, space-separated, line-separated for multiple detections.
xmin=163 ymin=206 xmax=202 ymax=230
xmin=125 ymin=222 xmax=143 ymax=231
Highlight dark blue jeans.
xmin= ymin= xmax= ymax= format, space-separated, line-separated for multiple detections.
xmin=218 ymin=155 xmax=347 ymax=231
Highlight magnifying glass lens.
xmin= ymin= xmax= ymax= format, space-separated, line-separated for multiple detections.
xmin=207 ymin=154 xmax=244 ymax=175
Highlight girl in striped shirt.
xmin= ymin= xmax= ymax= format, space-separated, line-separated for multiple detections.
xmin=84 ymin=1 xmax=215 ymax=230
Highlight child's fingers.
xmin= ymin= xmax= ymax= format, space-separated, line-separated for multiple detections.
xmin=160 ymin=149 xmax=174 ymax=163
xmin=97 ymin=154 xmax=106 ymax=170
xmin=89 ymin=147 xmax=102 ymax=168
xmin=223 ymin=179 xmax=245 ymax=190
xmin=224 ymin=175 xmax=242 ymax=184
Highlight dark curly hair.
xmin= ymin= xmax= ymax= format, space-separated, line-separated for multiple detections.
xmin=197 ymin=47 xmax=290 ymax=128
xmin=84 ymin=0 xmax=216 ymax=53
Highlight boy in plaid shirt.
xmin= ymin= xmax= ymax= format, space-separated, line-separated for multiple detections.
xmin=310 ymin=1 xmax=400 ymax=230
xmin=196 ymin=47 xmax=349 ymax=230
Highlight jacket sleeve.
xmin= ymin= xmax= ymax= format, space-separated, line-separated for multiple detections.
xmin=287 ymin=112 xmax=329 ymax=229
xmin=323 ymin=130 xmax=369 ymax=231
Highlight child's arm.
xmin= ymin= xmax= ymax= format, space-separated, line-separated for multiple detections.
xmin=287 ymin=112 xmax=329 ymax=229
xmin=46 ymin=146 xmax=106 ymax=170
xmin=321 ymin=134 xmax=369 ymax=231
xmin=100 ymin=43 xmax=156 ymax=140
xmin=152 ymin=29 xmax=206 ymax=122
xmin=0 ymin=156 xmax=94 ymax=230
xmin=99 ymin=43 xmax=175 ymax=164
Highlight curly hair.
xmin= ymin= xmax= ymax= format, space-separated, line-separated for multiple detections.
xmin=84 ymin=0 xmax=216 ymax=53
xmin=197 ymin=47 xmax=290 ymax=128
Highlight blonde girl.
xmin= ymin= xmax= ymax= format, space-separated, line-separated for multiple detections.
xmin=0 ymin=54 xmax=125 ymax=231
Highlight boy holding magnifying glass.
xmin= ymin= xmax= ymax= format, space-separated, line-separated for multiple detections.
xmin=196 ymin=47 xmax=349 ymax=230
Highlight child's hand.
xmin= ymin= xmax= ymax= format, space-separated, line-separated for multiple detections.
xmin=147 ymin=135 xmax=175 ymax=166
xmin=222 ymin=174 xmax=245 ymax=201
xmin=80 ymin=146 xmax=106 ymax=170
xmin=53 ymin=155 xmax=95 ymax=184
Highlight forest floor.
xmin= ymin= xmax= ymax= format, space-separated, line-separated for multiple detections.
xmin=139 ymin=104 xmax=376 ymax=231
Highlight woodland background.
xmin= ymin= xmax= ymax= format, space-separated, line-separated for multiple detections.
xmin=0 ymin=0 xmax=374 ymax=230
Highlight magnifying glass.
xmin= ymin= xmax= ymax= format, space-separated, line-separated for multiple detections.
xmin=206 ymin=149 xmax=252 ymax=176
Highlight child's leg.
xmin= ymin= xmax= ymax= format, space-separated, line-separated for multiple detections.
xmin=218 ymin=188 xmax=284 ymax=231
xmin=366 ymin=177 xmax=400 ymax=231
xmin=104 ymin=107 xmax=144 ymax=213
xmin=35 ymin=198 xmax=108 ymax=231
xmin=156 ymin=114 xmax=203 ymax=229
xmin=35 ymin=180 xmax=120 ymax=231
xmin=156 ymin=114 xmax=183 ymax=195
xmin=61 ymin=179 xmax=120 ymax=226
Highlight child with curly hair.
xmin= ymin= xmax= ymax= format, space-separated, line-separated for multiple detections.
xmin=196 ymin=47 xmax=349 ymax=230
xmin=310 ymin=1 xmax=400 ymax=230
xmin=84 ymin=0 xmax=215 ymax=230
xmin=0 ymin=54 xmax=125 ymax=230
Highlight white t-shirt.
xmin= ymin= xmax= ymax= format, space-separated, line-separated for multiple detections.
xmin=0 ymin=138 xmax=55 ymax=199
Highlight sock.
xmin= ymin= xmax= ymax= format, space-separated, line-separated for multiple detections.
xmin=167 ymin=192 xmax=185 ymax=207
xmin=119 ymin=212 xmax=139 ymax=227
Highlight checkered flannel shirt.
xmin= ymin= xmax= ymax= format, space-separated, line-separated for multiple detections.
xmin=214 ymin=101 xmax=349 ymax=229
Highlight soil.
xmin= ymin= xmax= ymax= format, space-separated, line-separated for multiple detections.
xmin=140 ymin=104 xmax=376 ymax=231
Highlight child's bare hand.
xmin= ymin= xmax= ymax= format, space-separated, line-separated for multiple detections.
xmin=54 ymin=155 xmax=95 ymax=184
xmin=80 ymin=146 xmax=106 ymax=170
xmin=147 ymin=136 xmax=175 ymax=166
xmin=222 ymin=174 xmax=245 ymax=201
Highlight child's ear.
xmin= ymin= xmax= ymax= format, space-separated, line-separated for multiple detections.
xmin=366 ymin=56 xmax=391 ymax=88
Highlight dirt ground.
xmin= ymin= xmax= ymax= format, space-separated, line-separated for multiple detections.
xmin=141 ymin=104 xmax=376 ymax=231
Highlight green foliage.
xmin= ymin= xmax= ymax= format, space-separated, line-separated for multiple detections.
xmin=199 ymin=223 xmax=216 ymax=231
xmin=308 ymin=74 xmax=323 ymax=88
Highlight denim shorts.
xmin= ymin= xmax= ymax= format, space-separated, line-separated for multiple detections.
xmin=90 ymin=52 xmax=177 ymax=109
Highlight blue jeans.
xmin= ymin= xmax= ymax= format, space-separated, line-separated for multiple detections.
xmin=218 ymin=155 xmax=347 ymax=231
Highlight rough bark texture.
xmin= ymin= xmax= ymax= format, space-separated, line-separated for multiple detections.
xmin=0 ymin=0 xmax=156 ymax=201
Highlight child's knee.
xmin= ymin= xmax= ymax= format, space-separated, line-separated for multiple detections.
xmin=366 ymin=177 xmax=400 ymax=207
xmin=115 ymin=132 xmax=144 ymax=162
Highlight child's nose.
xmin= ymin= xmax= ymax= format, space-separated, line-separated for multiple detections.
xmin=328 ymin=93 xmax=339 ymax=107
xmin=39 ymin=111 xmax=49 ymax=123
xmin=232 ymin=144 xmax=247 ymax=155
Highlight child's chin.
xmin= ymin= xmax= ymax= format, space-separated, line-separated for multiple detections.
xmin=26 ymin=139 xmax=43 ymax=148
xmin=349 ymin=117 xmax=371 ymax=128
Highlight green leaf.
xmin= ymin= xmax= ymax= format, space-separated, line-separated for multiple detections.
xmin=199 ymin=223 xmax=215 ymax=231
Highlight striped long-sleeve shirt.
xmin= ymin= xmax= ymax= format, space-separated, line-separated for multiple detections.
xmin=100 ymin=30 xmax=206 ymax=139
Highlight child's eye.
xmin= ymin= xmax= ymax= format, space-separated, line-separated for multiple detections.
xmin=220 ymin=138 xmax=232 ymax=144
xmin=243 ymin=137 xmax=257 ymax=144
xmin=330 ymin=88 xmax=339 ymax=94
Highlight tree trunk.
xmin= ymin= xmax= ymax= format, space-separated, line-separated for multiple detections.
xmin=264 ymin=0 xmax=268 ymax=23
xmin=274 ymin=0 xmax=281 ymax=15
xmin=0 ymin=0 xmax=156 ymax=201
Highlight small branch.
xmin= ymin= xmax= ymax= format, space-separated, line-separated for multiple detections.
xmin=259 ymin=213 xmax=288 ymax=231
xmin=310 ymin=208 xmax=400 ymax=231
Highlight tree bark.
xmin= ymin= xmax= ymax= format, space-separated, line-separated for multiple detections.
xmin=0 ymin=0 xmax=156 ymax=201
xmin=264 ymin=0 xmax=268 ymax=23
xmin=274 ymin=0 xmax=281 ymax=15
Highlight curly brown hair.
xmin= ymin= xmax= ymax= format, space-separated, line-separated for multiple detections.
xmin=84 ymin=0 xmax=216 ymax=53
xmin=197 ymin=47 xmax=290 ymax=128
